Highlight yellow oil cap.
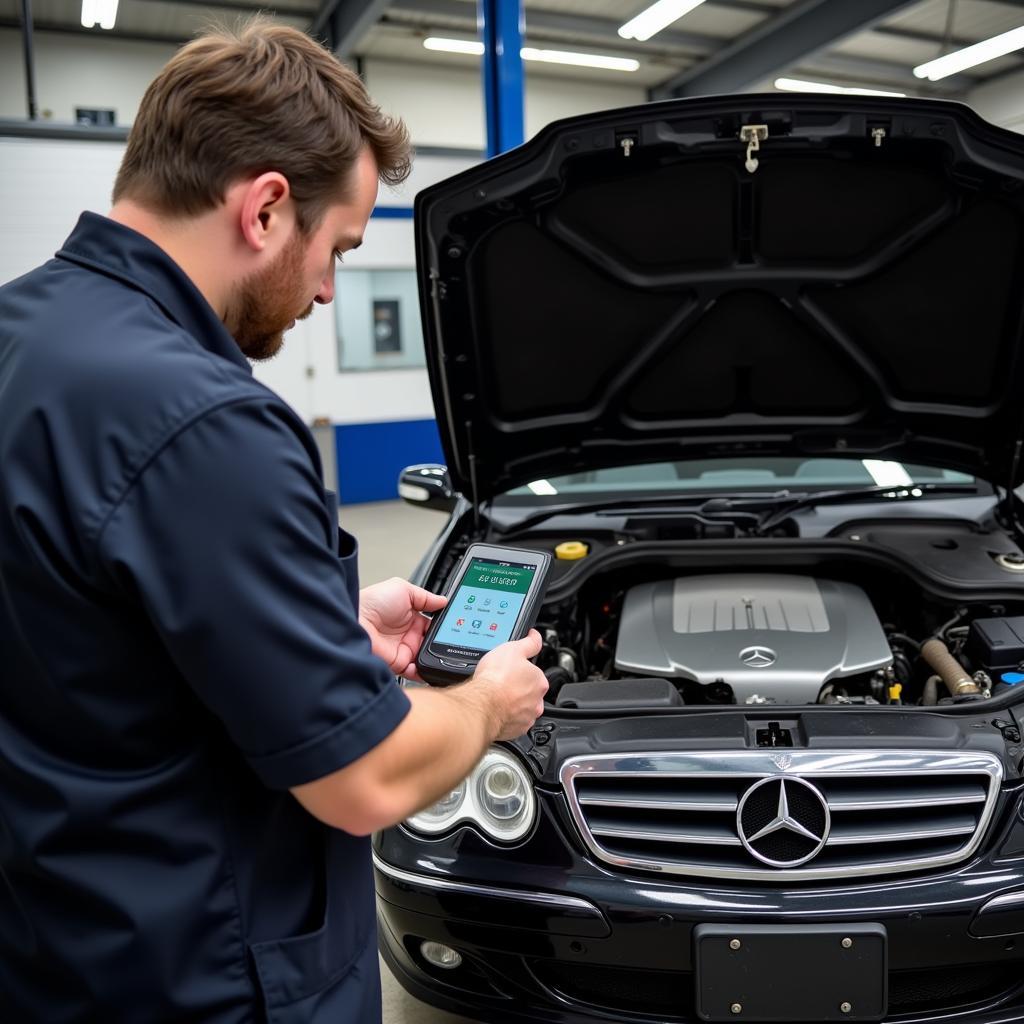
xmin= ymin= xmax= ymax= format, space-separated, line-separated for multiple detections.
xmin=888 ymin=683 xmax=903 ymax=702
xmin=555 ymin=541 xmax=589 ymax=561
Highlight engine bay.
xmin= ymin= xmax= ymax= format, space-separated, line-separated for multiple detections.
xmin=614 ymin=574 xmax=892 ymax=705
xmin=522 ymin=551 xmax=1024 ymax=711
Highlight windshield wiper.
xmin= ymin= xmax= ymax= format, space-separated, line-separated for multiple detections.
xmin=753 ymin=483 xmax=980 ymax=536
xmin=489 ymin=491 xmax=784 ymax=537
xmin=490 ymin=483 xmax=980 ymax=538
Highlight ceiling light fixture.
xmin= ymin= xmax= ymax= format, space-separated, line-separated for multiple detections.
xmin=423 ymin=38 xmax=638 ymax=72
xmin=619 ymin=0 xmax=707 ymax=42
xmin=81 ymin=0 xmax=119 ymax=30
xmin=774 ymin=77 xmax=906 ymax=97
xmin=520 ymin=47 xmax=639 ymax=72
xmin=913 ymin=24 xmax=1024 ymax=81
xmin=423 ymin=37 xmax=485 ymax=55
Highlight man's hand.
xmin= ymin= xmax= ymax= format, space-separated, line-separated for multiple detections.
xmin=359 ymin=577 xmax=446 ymax=680
xmin=470 ymin=630 xmax=549 ymax=740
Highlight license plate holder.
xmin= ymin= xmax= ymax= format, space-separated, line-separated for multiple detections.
xmin=694 ymin=923 xmax=887 ymax=1022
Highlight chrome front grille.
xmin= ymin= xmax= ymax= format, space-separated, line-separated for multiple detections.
xmin=560 ymin=751 xmax=1003 ymax=881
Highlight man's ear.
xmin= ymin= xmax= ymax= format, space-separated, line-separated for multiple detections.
xmin=238 ymin=172 xmax=293 ymax=253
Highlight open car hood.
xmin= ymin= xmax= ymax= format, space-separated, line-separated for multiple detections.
xmin=414 ymin=95 xmax=1024 ymax=501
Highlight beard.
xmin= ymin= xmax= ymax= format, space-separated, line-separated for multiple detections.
xmin=225 ymin=231 xmax=315 ymax=361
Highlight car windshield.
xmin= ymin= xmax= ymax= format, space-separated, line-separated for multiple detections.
xmin=502 ymin=458 xmax=975 ymax=499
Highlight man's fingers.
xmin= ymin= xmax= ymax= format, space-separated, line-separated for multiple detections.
xmin=406 ymin=582 xmax=447 ymax=612
xmin=509 ymin=629 xmax=542 ymax=658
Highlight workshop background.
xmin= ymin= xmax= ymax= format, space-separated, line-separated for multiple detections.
xmin=3 ymin=1 xmax=1024 ymax=1020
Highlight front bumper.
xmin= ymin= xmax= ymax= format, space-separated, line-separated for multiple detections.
xmin=374 ymin=804 xmax=1024 ymax=1024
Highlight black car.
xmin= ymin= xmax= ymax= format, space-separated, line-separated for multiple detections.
xmin=375 ymin=94 xmax=1024 ymax=1024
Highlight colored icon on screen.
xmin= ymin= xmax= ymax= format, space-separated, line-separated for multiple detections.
xmin=455 ymin=618 xmax=464 ymax=627
xmin=472 ymin=620 xmax=482 ymax=629
xmin=500 ymin=601 xmax=509 ymax=609
xmin=467 ymin=595 xmax=476 ymax=604
xmin=489 ymin=623 xmax=498 ymax=631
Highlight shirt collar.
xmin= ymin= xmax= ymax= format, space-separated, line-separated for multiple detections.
xmin=56 ymin=211 xmax=252 ymax=374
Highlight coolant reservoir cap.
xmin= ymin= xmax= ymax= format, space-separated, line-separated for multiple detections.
xmin=1000 ymin=672 xmax=1024 ymax=685
xmin=555 ymin=541 xmax=589 ymax=561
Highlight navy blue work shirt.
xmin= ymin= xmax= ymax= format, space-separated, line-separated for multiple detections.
xmin=0 ymin=212 xmax=411 ymax=1022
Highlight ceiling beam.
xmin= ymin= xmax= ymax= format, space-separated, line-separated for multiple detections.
xmin=795 ymin=52 xmax=968 ymax=94
xmin=653 ymin=0 xmax=921 ymax=98
xmin=130 ymin=0 xmax=317 ymax=15
xmin=390 ymin=0 xmax=712 ymax=53
xmin=387 ymin=0 xmax=972 ymax=94
xmin=310 ymin=0 xmax=390 ymax=56
xmin=390 ymin=0 xmax=1024 ymax=75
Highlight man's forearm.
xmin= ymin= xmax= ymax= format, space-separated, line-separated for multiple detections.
xmin=369 ymin=684 xmax=500 ymax=816
xmin=290 ymin=681 xmax=499 ymax=835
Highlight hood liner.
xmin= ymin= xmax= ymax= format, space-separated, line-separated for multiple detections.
xmin=414 ymin=96 xmax=1024 ymax=500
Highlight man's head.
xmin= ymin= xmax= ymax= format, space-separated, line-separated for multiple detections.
xmin=112 ymin=19 xmax=411 ymax=358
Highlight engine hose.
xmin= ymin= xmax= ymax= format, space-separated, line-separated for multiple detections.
xmin=921 ymin=675 xmax=940 ymax=706
xmin=921 ymin=639 xmax=981 ymax=698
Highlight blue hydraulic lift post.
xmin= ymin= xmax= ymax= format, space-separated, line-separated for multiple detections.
xmin=478 ymin=0 xmax=524 ymax=158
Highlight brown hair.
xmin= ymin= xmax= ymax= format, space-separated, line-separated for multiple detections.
xmin=113 ymin=18 xmax=411 ymax=232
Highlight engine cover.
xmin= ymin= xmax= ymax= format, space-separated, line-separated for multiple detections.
xmin=614 ymin=574 xmax=892 ymax=704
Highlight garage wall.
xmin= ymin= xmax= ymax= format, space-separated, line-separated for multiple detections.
xmin=0 ymin=135 xmax=465 ymax=422
xmin=0 ymin=29 xmax=176 ymax=123
xmin=0 ymin=27 xmax=647 ymax=502
xmin=0 ymin=130 xmax=471 ymax=503
xmin=967 ymin=68 xmax=1024 ymax=135
xmin=0 ymin=31 xmax=645 ymax=135
xmin=364 ymin=57 xmax=646 ymax=149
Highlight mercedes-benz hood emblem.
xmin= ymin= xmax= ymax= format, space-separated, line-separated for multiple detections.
xmin=737 ymin=777 xmax=830 ymax=867
xmin=739 ymin=645 xmax=777 ymax=668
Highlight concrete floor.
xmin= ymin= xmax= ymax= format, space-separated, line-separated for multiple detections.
xmin=340 ymin=500 xmax=478 ymax=1024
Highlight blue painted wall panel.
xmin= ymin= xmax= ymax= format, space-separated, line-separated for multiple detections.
xmin=334 ymin=419 xmax=445 ymax=504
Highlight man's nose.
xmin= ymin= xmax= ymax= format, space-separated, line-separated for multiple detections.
xmin=315 ymin=272 xmax=334 ymax=305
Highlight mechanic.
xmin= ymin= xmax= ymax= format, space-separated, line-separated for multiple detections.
xmin=0 ymin=19 xmax=548 ymax=1022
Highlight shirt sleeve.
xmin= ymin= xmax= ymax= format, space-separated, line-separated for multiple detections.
xmin=95 ymin=397 xmax=410 ymax=790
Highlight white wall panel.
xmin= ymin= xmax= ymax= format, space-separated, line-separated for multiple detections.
xmin=1 ymin=34 xmax=643 ymax=433
xmin=0 ymin=137 xmax=475 ymax=426
xmin=364 ymin=59 xmax=486 ymax=150
xmin=364 ymin=57 xmax=647 ymax=149
xmin=526 ymin=73 xmax=647 ymax=134
xmin=0 ymin=29 xmax=175 ymax=124
xmin=968 ymin=68 xmax=1024 ymax=135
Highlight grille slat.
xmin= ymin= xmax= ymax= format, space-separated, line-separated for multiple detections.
xmin=580 ymin=794 xmax=738 ymax=813
xmin=589 ymin=819 xmax=742 ymax=846
xmin=562 ymin=751 xmax=1003 ymax=881
xmin=824 ymin=781 xmax=987 ymax=811
xmin=826 ymin=814 xmax=978 ymax=846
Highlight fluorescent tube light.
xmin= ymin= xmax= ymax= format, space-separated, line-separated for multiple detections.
xmin=423 ymin=38 xmax=638 ymax=72
xmin=619 ymin=0 xmax=707 ymax=42
xmin=423 ymin=37 xmax=485 ymax=55
xmin=914 ymin=24 xmax=1024 ymax=81
xmin=862 ymin=460 xmax=914 ymax=487
xmin=520 ymin=47 xmax=639 ymax=72
xmin=81 ymin=0 xmax=118 ymax=29
xmin=775 ymin=77 xmax=906 ymax=97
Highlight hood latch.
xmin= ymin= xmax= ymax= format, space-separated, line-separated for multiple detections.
xmin=740 ymin=124 xmax=768 ymax=174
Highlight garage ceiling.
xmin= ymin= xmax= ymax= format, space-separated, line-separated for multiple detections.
xmin=3 ymin=0 xmax=1024 ymax=99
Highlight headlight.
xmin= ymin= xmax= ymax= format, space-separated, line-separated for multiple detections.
xmin=405 ymin=748 xmax=536 ymax=843
xmin=405 ymin=782 xmax=466 ymax=834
